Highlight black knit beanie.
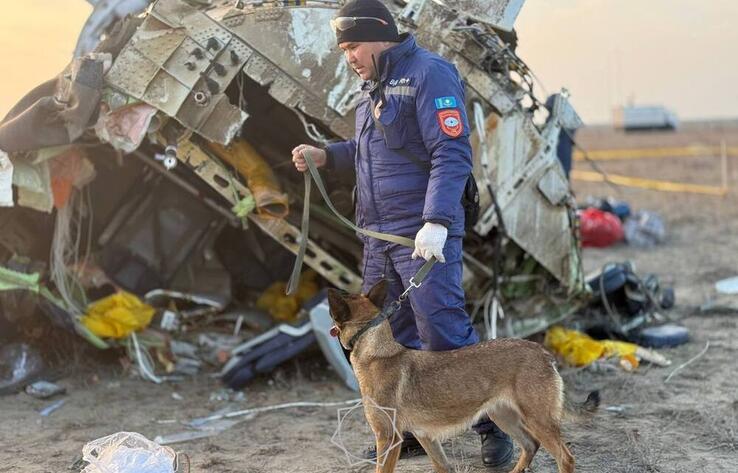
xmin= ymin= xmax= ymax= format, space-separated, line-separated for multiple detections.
xmin=334 ymin=0 xmax=400 ymax=44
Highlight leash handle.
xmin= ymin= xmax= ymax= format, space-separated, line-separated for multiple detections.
xmin=286 ymin=170 xmax=312 ymax=295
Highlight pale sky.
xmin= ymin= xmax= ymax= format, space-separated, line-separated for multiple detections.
xmin=0 ymin=0 xmax=736 ymax=125
xmin=515 ymin=0 xmax=738 ymax=123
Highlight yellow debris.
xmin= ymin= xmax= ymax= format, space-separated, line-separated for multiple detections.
xmin=544 ymin=326 xmax=639 ymax=368
xmin=81 ymin=292 xmax=156 ymax=339
xmin=256 ymin=270 xmax=319 ymax=322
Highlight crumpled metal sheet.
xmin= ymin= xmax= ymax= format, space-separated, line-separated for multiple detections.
xmin=408 ymin=0 xmax=521 ymax=116
xmin=102 ymin=0 xmax=524 ymax=145
xmin=205 ymin=3 xmax=359 ymax=139
xmin=106 ymin=0 xmax=362 ymax=142
xmin=74 ymin=0 xmax=151 ymax=57
xmin=473 ymin=110 xmax=580 ymax=287
xmin=447 ymin=0 xmax=525 ymax=31
xmin=105 ymin=0 xmax=251 ymax=144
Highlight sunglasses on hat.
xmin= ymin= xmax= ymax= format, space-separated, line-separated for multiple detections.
xmin=330 ymin=16 xmax=389 ymax=33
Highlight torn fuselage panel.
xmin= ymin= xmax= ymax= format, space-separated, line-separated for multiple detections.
xmin=105 ymin=0 xmax=250 ymax=144
xmin=205 ymin=2 xmax=359 ymax=139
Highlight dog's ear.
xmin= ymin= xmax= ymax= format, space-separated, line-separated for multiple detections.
xmin=327 ymin=288 xmax=351 ymax=323
xmin=365 ymin=280 xmax=388 ymax=309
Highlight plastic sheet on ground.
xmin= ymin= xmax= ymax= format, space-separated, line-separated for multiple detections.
xmin=81 ymin=292 xmax=156 ymax=339
xmin=81 ymin=432 xmax=176 ymax=473
xmin=624 ymin=211 xmax=666 ymax=247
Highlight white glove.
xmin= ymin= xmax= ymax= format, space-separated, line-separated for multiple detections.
xmin=412 ymin=222 xmax=448 ymax=263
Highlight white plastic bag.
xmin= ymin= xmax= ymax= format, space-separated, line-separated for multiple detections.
xmin=82 ymin=432 xmax=176 ymax=473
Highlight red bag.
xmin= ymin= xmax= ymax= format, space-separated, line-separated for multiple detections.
xmin=579 ymin=208 xmax=624 ymax=248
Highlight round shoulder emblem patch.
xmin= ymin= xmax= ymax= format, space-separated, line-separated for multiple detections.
xmin=437 ymin=109 xmax=464 ymax=138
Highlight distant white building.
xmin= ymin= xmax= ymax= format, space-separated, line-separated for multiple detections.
xmin=613 ymin=106 xmax=679 ymax=131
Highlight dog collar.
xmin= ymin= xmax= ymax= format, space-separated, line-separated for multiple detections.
xmin=346 ymin=299 xmax=402 ymax=351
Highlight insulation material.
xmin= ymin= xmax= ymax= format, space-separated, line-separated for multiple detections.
xmin=94 ymin=103 xmax=159 ymax=153
xmin=208 ymin=140 xmax=289 ymax=218
xmin=11 ymin=159 xmax=53 ymax=213
xmin=0 ymin=150 xmax=13 ymax=207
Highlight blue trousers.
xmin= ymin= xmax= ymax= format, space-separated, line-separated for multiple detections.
xmin=361 ymin=236 xmax=493 ymax=433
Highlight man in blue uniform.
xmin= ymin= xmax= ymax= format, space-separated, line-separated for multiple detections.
xmin=292 ymin=0 xmax=512 ymax=467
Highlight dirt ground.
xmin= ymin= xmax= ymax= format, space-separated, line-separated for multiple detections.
xmin=2 ymin=123 xmax=738 ymax=472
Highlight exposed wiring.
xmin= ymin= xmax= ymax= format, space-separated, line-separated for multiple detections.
xmin=293 ymin=107 xmax=335 ymax=147
xmin=190 ymin=398 xmax=362 ymax=425
xmin=664 ymin=341 xmax=710 ymax=383
xmin=49 ymin=188 xmax=93 ymax=316
xmin=127 ymin=332 xmax=163 ymax=384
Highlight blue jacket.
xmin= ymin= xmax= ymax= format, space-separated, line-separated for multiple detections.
xmin=326 ymin=34 xmax=472 ymax=240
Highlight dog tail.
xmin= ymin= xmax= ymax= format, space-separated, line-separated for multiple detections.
xmin=563 ymin=390 xmax=600 ymax=422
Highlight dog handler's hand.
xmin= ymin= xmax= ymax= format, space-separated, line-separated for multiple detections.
xmin=412 ymin=222 xmax=447 ymax=263
xmin=291 ymin=144 xmax=327 ymax=173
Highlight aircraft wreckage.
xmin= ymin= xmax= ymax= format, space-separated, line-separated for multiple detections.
xmin=0 ymin=0 xmax=585 ymax=359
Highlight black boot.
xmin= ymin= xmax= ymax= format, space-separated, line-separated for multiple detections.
xmin=364 ymin=432 xmax=426 ymax=460
xmin=480 ymin=424 xmax=514 ymax=468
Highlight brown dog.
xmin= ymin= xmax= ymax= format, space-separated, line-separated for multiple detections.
xmin=327 ymin=281 xmax=599 ymax=473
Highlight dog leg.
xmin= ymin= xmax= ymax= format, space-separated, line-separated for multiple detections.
xmin=523 ymin=418 xmax=573 ymax=473
xmin=374 ymin=433 xmax=402 ymax=473
xmin=364 ymin=402 xmax=402 ymax=472
xmin=414 ymin=435 xmax=453 ymax=473
xmin=488 ymin=407 xmax=539 ymax=473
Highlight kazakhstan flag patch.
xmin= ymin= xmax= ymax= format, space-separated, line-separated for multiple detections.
xmin=434 ymin=96 xmax=457 ymax=110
